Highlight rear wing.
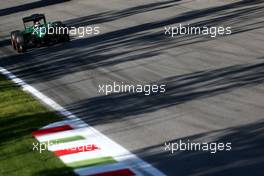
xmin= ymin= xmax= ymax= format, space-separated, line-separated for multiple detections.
xmin=22 ymin=14 xmax=47 ymax=30
xmin=22 ymin=14 xmax=46 ymax=23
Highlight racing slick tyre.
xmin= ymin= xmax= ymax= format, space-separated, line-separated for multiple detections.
xmin=15 ymin=32 xmax=26 ymax=53
xmin=10 ymin=30 xmax=20 ymax=50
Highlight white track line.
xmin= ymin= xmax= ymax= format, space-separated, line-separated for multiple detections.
xmin=0 ymin=66 xmax=166 ymax=176
xmin=41 ymin=120 xmax=71 ymax=129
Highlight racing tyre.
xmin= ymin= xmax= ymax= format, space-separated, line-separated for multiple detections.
xmin=15 ymin=32 xmax=26 ymax=53
xmin=10 ymin=30 xmax=20 ymax=50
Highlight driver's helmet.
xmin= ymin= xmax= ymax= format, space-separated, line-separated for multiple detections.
xmin=34 ymin=20 xmax=41 ymax=28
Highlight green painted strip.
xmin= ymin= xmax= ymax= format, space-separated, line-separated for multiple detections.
xmin=66 ymin=156 xmax=117 ymax=168
xmin=41 ymin=135 xmax=85 ymax=146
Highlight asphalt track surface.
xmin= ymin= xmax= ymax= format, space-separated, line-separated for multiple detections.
xmin=0 ymin=0 xmax=264 ymax=175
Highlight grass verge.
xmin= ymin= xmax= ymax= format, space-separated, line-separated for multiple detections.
xmin=0 ymin=75 xmax=75 ymax=176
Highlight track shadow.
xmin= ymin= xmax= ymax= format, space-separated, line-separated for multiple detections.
xmin=0 ymin=39 xmax=10 ymax=48
xmin=135 ymin=120 xmax=264 ymax=176
xmin=65 ymin=0 xmax=183 ymax=27
xmin=1 ymin=0 xmax=263 ymax=83
xmin=0 ymin=0 xmax=71 ymax=17
xmin=65 ymin=62 xmax=264 ymax=126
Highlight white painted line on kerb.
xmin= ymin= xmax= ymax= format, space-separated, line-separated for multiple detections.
xmin=0 ymin=66 xmax=166 ymax=176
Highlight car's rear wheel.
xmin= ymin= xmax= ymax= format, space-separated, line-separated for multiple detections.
xmin=10 ymin=30 xmax=20 ymax=50
xmin=15 ymin=32 xmax=26 ymax=53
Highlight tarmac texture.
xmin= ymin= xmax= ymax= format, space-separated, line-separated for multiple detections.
xmin=0 ymin=0 xmax=264 ymax=175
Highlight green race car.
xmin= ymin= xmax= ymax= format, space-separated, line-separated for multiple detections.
xmin=10 ymin=14 xmax=70 ymax=53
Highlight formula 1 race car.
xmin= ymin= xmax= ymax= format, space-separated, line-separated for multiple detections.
xmin=10 ymin=14 xmax=70 ymax=53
